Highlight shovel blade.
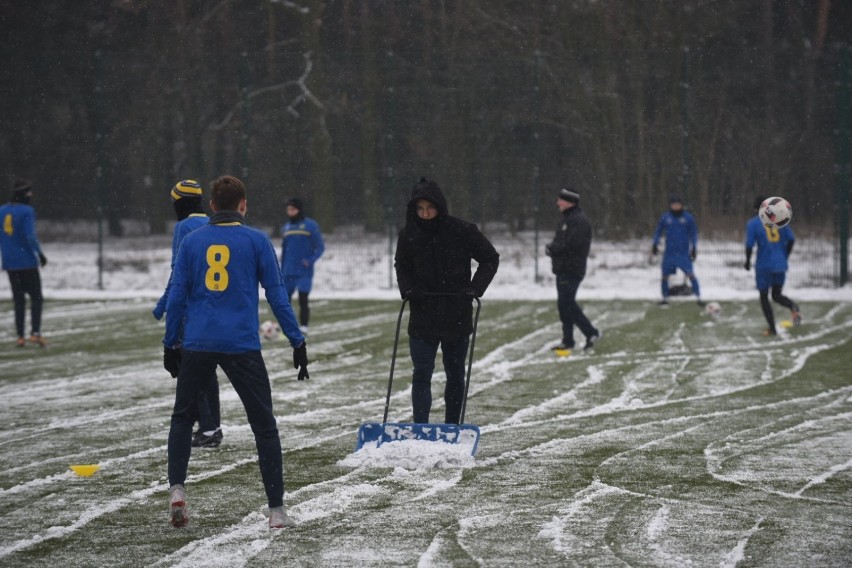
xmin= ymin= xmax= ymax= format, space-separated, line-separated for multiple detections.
xmin=355 ymin=422 xmax=480 ymax=455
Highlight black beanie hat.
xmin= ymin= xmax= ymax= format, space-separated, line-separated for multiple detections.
xmin=558 ymin=187 xmax=580 ymax=204
xmin=669 ymin=194 xmax=683 ymax=205
xmin=11 ymin=179 xmax=32 ymax=203
xmin=753 ymin=196 xmax=766 ymax=210
xmin=286 ymin=197 xmax=305 ymax=211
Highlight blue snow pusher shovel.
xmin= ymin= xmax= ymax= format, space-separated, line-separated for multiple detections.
xmin=355 ymin=295 xmax=482 ymax=456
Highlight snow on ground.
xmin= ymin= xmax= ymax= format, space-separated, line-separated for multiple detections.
xmin=1 ymin=229 xmax=850 ymax=303
xmin=0 ymin=228 xmax=851 ymax=566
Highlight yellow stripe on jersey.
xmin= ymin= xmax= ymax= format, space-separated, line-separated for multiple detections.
xmin=284 ymin=230 xmax=312 ymax=237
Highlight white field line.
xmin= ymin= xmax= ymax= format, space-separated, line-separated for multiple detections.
xmin=480 ymin=326 xmax=852 ymax=436
xmin=794 ymin=457 xmax=852 ymax=497
xmin=720 ymin=516 xmax=765 ymax=568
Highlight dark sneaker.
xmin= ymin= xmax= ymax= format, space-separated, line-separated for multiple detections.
xmin=763 ymin=328 xmax=777 ymax=337
xmin=791 ymin=305 xmax=802 ymax=326
xmin=696 ymin=299 xmax=706 ymax=307
xmin=192 ymin=429 xmax=223 ymax=448
xmin=583 ymin=331 xmax=601 ymax=351
xmin=169 ymin=484 xmax=188 ymax=527
xmin=658 ymin=299 xmax=670 ymax=308
xmin=551 ymin=342 xmax=573 ymax=351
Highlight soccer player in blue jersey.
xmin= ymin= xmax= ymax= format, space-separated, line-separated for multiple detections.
xmin=0 ymin=179 xmax=47 ymax=347
xmin=744 ymin=196 xmax=801 ymax=336
xmin=153 ymin=180 xmax=222 ymax=448
xmin=651 ymin=195 xmax=704 ymax=306
xmin=280 ymin=197 xmax=324 ymax=335
xmin=162 ymin=175 xmax=309 ymax=530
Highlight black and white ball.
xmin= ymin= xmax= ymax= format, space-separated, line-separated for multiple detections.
xmin=704 ymin=301 xmax=722 ymax=318
xmin=758 ymin=197 xmax=793 ymax=228
xmin=259 ymin=320 xmax=280 ymax=341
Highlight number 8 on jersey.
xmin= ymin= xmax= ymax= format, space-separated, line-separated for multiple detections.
xmin=205 ymin=245 xmax=230 ymax=291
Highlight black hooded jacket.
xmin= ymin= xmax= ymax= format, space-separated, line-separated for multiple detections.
xmin=548 ymin=205 xmax=592 ymax=277
xmin=394 ymin=180 xmax=500 ymax=340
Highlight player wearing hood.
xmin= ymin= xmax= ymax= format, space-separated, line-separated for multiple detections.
xmin=394 ymin=177 xmax=499 ymax=424
xmin=651 ymin=195 xmax=704 ymax=306
xmin=280 ymin=197 xmax=324 ymax=335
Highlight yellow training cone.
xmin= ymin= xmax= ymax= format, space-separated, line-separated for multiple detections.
xmin=69 ymin=464 xmax=101 ymax=477
xmin=779 ymin=320 xmax=793 ymax=329
xmin=554 ymin=348 xmax=572 ymax=358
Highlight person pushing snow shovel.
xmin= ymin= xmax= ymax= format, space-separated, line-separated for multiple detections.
xmin=394 ymin=177 xmax=499 ymax=424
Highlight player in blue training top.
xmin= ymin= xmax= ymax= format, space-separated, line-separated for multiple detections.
xmin=0 ymin=179 xmax=47 ymax=347
xmin=153 ymin=180 xmax=222 ymax=449
xmin=651 ymin=195 xmax=704 ymax=306
xmin=280 ymin=197 xmax=324 ymax=335
xmin=744 ymin=196 xmax=801 ymax=336
xmin=162 ymin=175 xmax=309 ymax=530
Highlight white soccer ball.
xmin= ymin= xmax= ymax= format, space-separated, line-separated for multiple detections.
xmin=259 ymin=320 xmax=280 ymax=341
xmin=758 ymin=196 xmax=793 ymax=228
xmin=704 ymin=301 xmax=722 ymax=318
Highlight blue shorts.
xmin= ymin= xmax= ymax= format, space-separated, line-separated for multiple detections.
xmin=755 ymin=270 xmax=786 ymax=291
xmin=284 ymin=274 xmax=313 ymax=297
xmin=661 ymin=255 xmax=694 ymax=277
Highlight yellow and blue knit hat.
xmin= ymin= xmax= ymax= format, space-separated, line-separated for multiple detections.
xmin=170 ymin=179 xmax=203 ymax=202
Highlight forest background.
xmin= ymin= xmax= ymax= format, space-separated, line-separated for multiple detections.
xmin=1 ymin=0 xmax=849 ymax=242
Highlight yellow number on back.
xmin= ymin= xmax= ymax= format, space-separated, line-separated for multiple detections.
xmin=205 ymin=245 xmax=230 ymax=291
xmin=764 ymin=225 xmax=780 ymax=243
xmin=3 ymin=214 xmax=12 ymax=236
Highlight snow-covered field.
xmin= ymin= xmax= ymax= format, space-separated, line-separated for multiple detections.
xmin=0 ymin=233 xmax=851 ymax=567
xmin=1 ymin=229 xmax=850 ymax=303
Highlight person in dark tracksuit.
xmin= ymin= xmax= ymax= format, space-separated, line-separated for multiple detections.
xmin=153 ymin=180 xmax=222 ymax=448
xmin=744 ymin=195 xmax=801 ymax=336
xmin=162 ymin=175 xmax=308 ymax=530
xmin=545 ymin=187 xmax=600 ymax=353
xmin=0 ymin=179 xmax=47 ymax=347
xmin=651 ymin=195 xmax=704 ymax=306
xmin=394 ymin=177 xmax=499 ymax=425
xmin=280 ymin=197 xmax=324 ymax=335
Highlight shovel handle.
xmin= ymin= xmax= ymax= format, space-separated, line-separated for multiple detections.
xmin=381 ymin=293 xmax=481 ymax=425
xmin=381 ymin=299 xmax=409 ymax=424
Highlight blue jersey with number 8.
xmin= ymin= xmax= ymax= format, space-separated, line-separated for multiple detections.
xmin=164 ymin=218 xmax=303 ymax=352
xmin=745 ymin=215 xmax=795 ymax=273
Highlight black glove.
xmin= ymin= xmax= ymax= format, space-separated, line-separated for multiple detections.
xmin=404 ymin=289 xmax=425 ymax=304
xmin=689 ymin=248 xmax=696 ymax=261
xmin=461 ymin=286 xmax=479 ymax=299
xmin=744 ymin=258 xmax=751 ymax=271
xmin=39 ymin=252 xmax=47 ymax=267
xmin=651 ymin=244 xmax=659 ymax=256
xmin=163 ymin=347 xmax=181 ymax=378
xmin=293 ymin=342 xmax=309 ymax=380
xmin=545 ymin=244 xmax=553 ymax=256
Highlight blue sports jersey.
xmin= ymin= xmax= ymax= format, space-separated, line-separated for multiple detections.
xmin=652 ymin=210 xmax=698 ymax=258
xmin=0 ymin=202 xmax=43 ymax=271
xmin=280 ymin=217 xmax=324 ymax=278
xmin=745 ymin=215 xmax=794 ymax=272
xmin=164 ymin=215 xmax=304 ymax=352
xmin=154 ymin=213 xmax=209 ymax=317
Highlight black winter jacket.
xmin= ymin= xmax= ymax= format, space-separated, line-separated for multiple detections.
xmin=394 ymin=182 xmax=500 ymax=341
xmin=548 ymin=205 xmax=592 ymax=277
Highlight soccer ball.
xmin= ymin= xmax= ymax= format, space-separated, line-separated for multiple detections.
xmin=758 ymin=196 xmax=793 ymax=228
xmin=259 ymin=320 xmax=280 ymax=341
xmin=704 ymin=301 xmax=722 ymax=318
